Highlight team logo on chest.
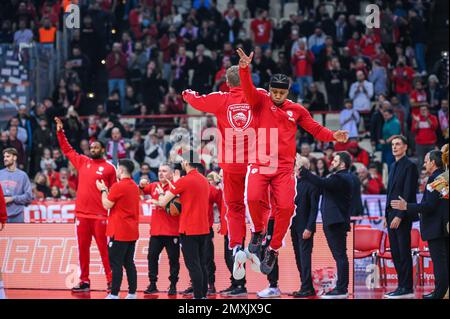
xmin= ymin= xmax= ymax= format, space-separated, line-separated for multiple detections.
xmin=96 ymin=166 xmax=105 ymax=175
xmin=227 ymin=104 xmax=252 ymax=131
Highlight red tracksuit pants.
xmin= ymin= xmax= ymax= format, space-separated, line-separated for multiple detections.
xmin=76 ymin=216 xmax=112 ymax=283
xmin=223 ymin=171 xmax=270 ymax=249
xmin=245 ymin=165 xmax=296 ymax=250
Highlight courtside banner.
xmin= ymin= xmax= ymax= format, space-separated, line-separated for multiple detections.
xmin=0 ymin=224 xmax=353 ymax=294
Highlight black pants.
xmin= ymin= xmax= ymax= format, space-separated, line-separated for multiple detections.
xmin=205 ymin=228 xmax=216 ymax=286
xmin=224 ymin=235 xmax=246 ymax=287
xmin=428 ymin=237 xmax=449 ymax=298
xmin=387 ymin=218 xmax=413 ymax=290
xmin=291 ymin=229 xmax=314 ymax=291
xmin=147 ymin=236 xmax=180 ymax=285
xmin=108 ymin=239 xmax=137 ymax=296
xmin=180 ymin=233 xmax=209 ymax=299
xmin=323 ymin=223 xmax=349 ymax=292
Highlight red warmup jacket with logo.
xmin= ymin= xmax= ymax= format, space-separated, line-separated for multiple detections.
xmin=0 ymin=186 xmax=7 ymax=223
xmin=208 ymin=184 xmax=222 ymax=228
xmin=183 ymin=87 xmax=258 ymax=175
xmin=143 ymin=181 xmax=180 ymax=236
xmin=57 ymin=130 xmax=117 ymax=219
xmin=239 ymin=65 xmax=336 ymax=169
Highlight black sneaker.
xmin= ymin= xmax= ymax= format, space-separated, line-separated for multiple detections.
xmin=144 ymin=283 xmax=159 ymax=295
xmin=385 ymin=288 xmax=414 ymax=299
xmin=291 ymin=289 xmax=316 ymax=298
xmin=168 ymin=284 xmax=177 ymax=295
xmin=248 ymin=232 xmax=264 ymax=254
xmin=320 ymin=288 xmax=348 ymax=299
xmin=260 ymin=248 xmax=279 ymax=275
xmin=220 ymin=285 xmax=236 ymax=296
xmin=384 ymin=288 xmax=400 ymax=298
xmin=72 ymin=282 xmax=90 ymax=293
xmin=182 ymin=286 xmax=194 ymax=296
xmin=227 ymin=285 xmax=248 ymax=297
xmin=207 ymin=285 xmax=216 ymax=295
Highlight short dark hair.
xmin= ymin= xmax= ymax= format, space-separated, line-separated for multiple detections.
xmin=119 ymin=159 xmax=135 ymax=175
xmin=336 ymin=151 xmax=352 ymax=170
xmin=91 ymin=139 xmax=106 ymax=149
xmin=391 ymin=135 xmax=408 ymax=146
xmin=2 ymin=147 xmax=18 ymax=157
xmin=428 ymin=150 xmax=444 ymax=169
xmin=141 ymin=163 xmax=150 ymax=169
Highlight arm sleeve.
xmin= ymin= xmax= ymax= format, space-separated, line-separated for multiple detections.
xmin=349 ymin=83 xmax=356 ymax=99
xmin=406 ymin=190 xmax=440 ymax=215
xmin=300 ymin=168 xmax=341 ymax=191
xmin=366 ymin=82 xmax=374 ymax=99
xmin=239 ymin=66 xmax=263 ymax=109
xmin=13 ymin=175 xmax=33 ymax=205
xmin=297 ymin=107 xmax=335 ymax=141
xmin=107 ymin=183 xmax=120 ymax=203
xmin=0 ymin=186 xmax=7 ymax=223
xmin=396 ymin=164 xmax=419 ymax=219
xmin=57 ymin=130 xmax=87 ymax=170
xmin=182 ymin=89 xmax=222 ymax=113
xmin=306 ymin=186 xmax=320 ymax=231
xmin=171 ymin=177 xmax=187 ymax=196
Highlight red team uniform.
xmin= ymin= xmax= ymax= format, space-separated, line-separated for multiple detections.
xmin=0 ymin=186 xmax=6 ymax=224
xmin=239 ymin=65 xmax=337 ymax=251
xmin=57 ymin=130 xmax=117 ymax=285
xmin=183 ymin=88 xmax=270 ymax=249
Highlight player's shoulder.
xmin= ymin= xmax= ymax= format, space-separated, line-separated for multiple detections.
xmin=104 ymin=160 xmax=117 ymax=172
xmin=256 ymin=88 xmax=270 ymax=97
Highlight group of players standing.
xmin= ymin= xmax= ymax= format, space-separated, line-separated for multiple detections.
xmin=51 ymin=48 xmax=351 ymax=299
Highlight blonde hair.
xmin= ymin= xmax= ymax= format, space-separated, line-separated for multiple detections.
xmin=442 ymin=144 xmax=449 ymax=167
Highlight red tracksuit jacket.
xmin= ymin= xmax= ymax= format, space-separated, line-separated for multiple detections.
xmin=0 ymin=186 xmax=6 ymax=223
xmin=57 ymin=130 xmax=117 ymax=219
xmin=239 ymin=66 xmax=336 ymax=169
xmin=208 ymin=184 xmax=222 ymax=228
xmin=143 ymin=181 xmax=180 ymax=236
xmin=183 ymin=87 xmax=257 ymax=175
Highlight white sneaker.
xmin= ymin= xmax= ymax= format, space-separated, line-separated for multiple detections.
xmin=257 ymin=287 xmax=281 ymax=298
xmin=244 ymin=248 xmax=261 ymax=273
xmin=232 ymin=249 xmax=247 ymax=280
xmin=125 ymin=293 xmax=137 ymax=299
xmin=105 ymin=294 xmax=120 ymax=299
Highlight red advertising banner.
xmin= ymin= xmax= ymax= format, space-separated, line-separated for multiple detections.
xmin=0 ymin=224 xmax=353 ymax=294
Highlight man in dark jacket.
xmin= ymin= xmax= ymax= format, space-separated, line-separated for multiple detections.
xmin=290 ymin=156 xmax=320 ymax=298
xmin=384 ymin=135 xmax=419 ymax=299
xmin=391 ymin=150 xmax=449 ymax=299
xmin=299 ymin=151 xmax=353 ymax=299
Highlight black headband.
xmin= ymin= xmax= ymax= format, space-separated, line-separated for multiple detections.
xmin=270 ymin=81 xmax=290 ymax=90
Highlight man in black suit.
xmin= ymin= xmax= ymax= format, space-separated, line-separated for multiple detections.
xmin=384 ymin=135 xmax=419 ymax=299
xmin=391 ymin=150 xmax=449 ymax=299
xmin=299 ymin=151 xmax=353 ymax=299
xmin=290 ymin=156 xmax=320 ymax=298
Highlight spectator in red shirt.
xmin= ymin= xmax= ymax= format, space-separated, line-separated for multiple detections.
xmin=346 ymin=31 xmax=361 ymax=57
xmin=291 ymin=40 xmax=315 ymax=100
xmin=359 ymin=28 xmax=381 ymax=59
xmin=250 ymin=9 xmax=272 ymax=50
xmin=391 ymin=59 xmax=415 ymax=115
xmin=357 ymin=165 xmax=384 ymax=194
xmin=410 ymin=79 xmax=428 ymax=117
xmin=97 ymin=159 xmax=140 ymax=299
xmin=106 ymin=43 xmax=128 ymax=112
xmin=412 ymin=104 xmax=439 ymax=169
xmin=164 ymin=87 xmax=185 ymax=114
xmin=347 ymin=142 xmax=370 ymax=167
xmin=214 ymin=56 xmax=232 ymax=92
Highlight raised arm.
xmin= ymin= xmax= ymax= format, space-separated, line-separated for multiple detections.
xmin=300 ymin=167 xmax=341 ymax=191
xmin=55 ymin=117 xmax=87 ymax=170
xmin=182 ymin=89 xmax=223 ymax=113
xmin=237 ymin=48 xmax=262 ymax=108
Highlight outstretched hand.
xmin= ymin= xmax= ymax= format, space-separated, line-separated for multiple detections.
xmin=333 ymin=130 xmax=349 ymax=143
xmin=236 ymin=48 xmax=254 ymax=69
xmin=54 ymin=117 xmax=63 ymax=131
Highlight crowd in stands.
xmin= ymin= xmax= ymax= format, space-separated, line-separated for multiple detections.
xmin=0 ymin=0 xmax=448 ymax=206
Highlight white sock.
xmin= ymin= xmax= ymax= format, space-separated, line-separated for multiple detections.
xmin=0 ymin=281 xmax=6 ymax=299
xmin=232 ymin=246 xmax=242 ymax=256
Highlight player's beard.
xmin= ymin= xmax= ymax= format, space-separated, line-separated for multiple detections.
xmin=90 ymin=153 xmax=103 ymax=159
